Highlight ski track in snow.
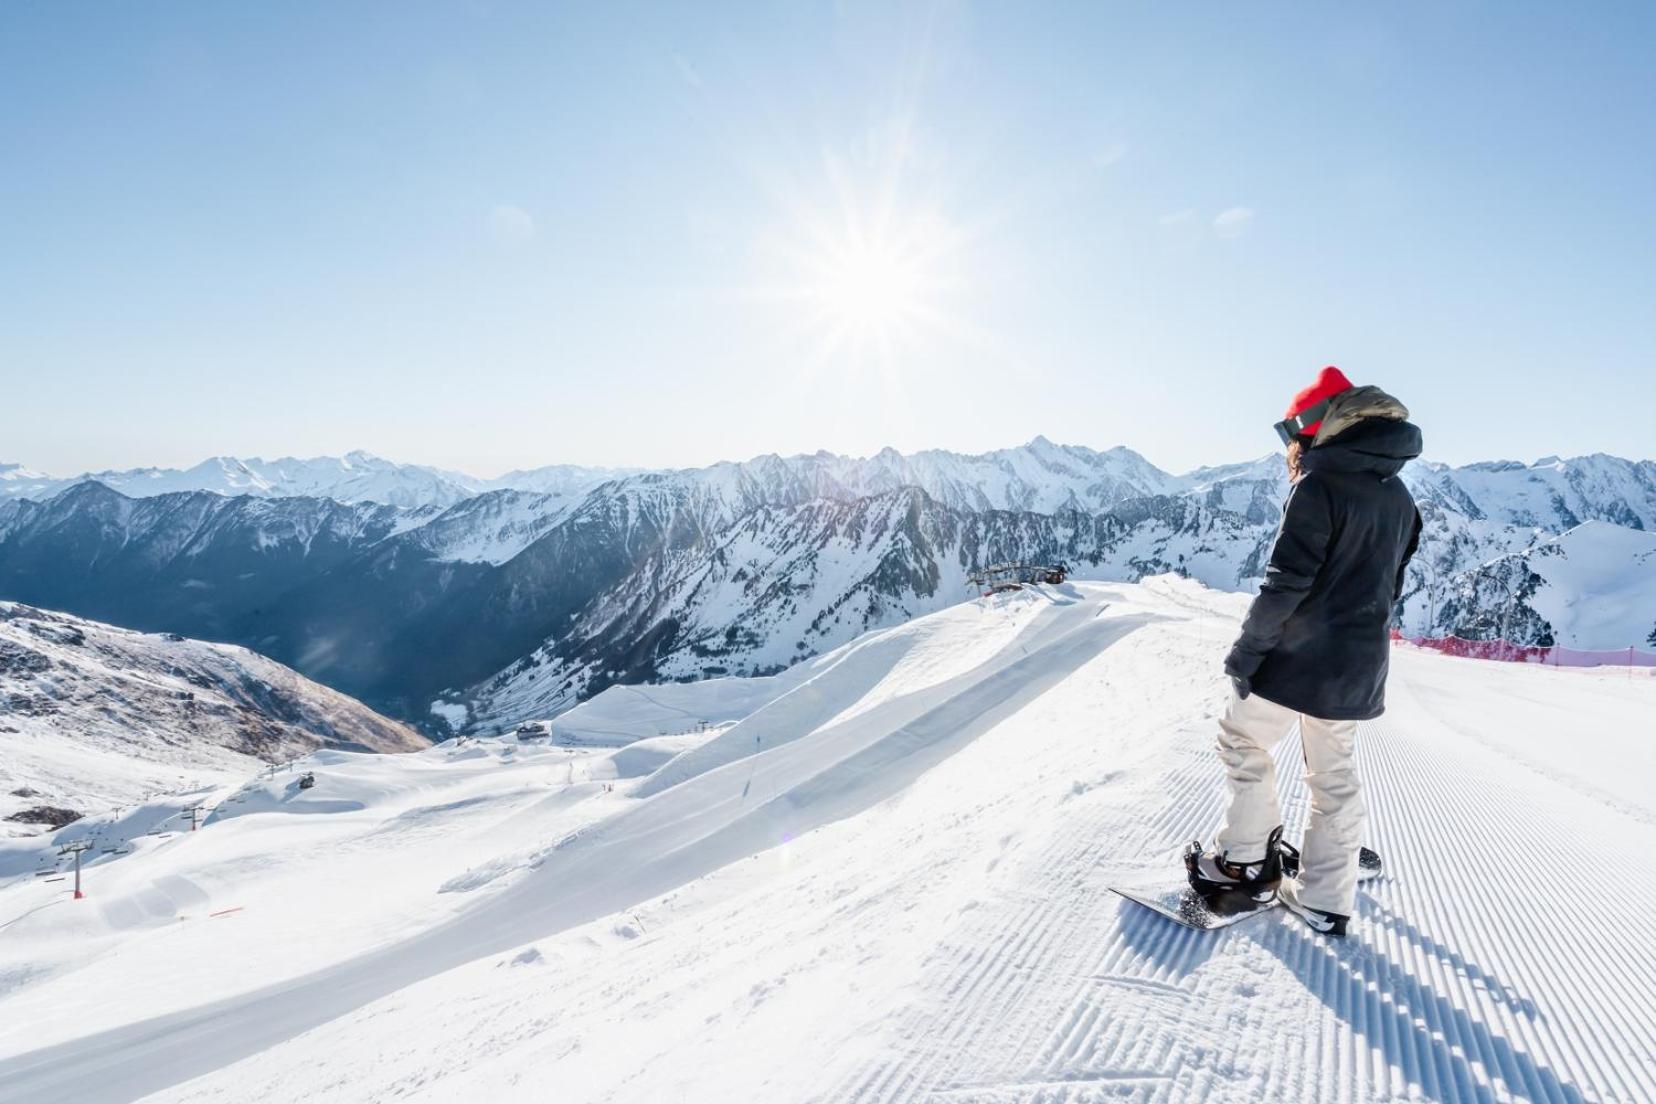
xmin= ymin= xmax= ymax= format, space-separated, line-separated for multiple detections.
xmin=0 ymin=582 xmax=1651 ymax=1103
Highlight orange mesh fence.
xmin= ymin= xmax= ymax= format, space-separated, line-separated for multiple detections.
xmin=1393 ymin=631 xmax=1656 ymax=668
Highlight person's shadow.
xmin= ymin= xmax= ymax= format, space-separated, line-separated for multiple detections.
xmin=1117 ymin=894 xmax=1587 ymax=1103
xmin=1116 ymin=892 xmax=1225 ymax=975
xmin=1258 ymin=897 xmax=1584 ymax=1104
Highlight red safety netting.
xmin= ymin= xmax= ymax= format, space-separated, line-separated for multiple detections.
xmin=1392 ymin=630 xmax=1656 ymax=668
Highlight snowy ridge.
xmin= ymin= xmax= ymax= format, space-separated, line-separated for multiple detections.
xmin=6 ymin=444 xmax=1649 ymax=524
xmin=0 ymin=452 xmax=475 ymax=509
xmin=0 ymin=453 xmax=631 ymax=510
xmin=462 ymin=488 xmax=1267 ymax=728
xmin=2 ymin=442 xmax=1653 ymax=726
xmin=1408 ymin=452 xmax=1656 ymax=532
xmin=1521 ymin=521 xmax=1656 ymax=647
xmin=0 ymin=603 xmax=424 ymax=832
xmin=0 ymin=580 xmax=1650 ymax=1102
xmin=0 ymin=464 xmax=55 ymax=502
xmin=798 ymin=437 xmax=1183 ymax=514
xmin=0 ymin=439 xmax=1255 ymax=515
xmin=1419 ymin=519 xmax=1656 ymax=648
xmin=397 ymin=489 xmax=579 ymax=566
xmin=481 ymin=462 xmax=640 ymax=498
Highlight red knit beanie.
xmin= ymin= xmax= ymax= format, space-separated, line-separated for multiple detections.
xmin=1285 ymin=366 xmax=1354 ymax=438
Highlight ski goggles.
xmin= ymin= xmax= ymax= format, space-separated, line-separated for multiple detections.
xmin=1273 ymin=397 xmax=1332 ymax=446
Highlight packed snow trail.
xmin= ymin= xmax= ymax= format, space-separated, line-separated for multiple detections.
xmin=1 ymin=580 xmax=1653 ymax=1103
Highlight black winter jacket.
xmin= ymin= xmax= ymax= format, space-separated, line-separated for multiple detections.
xmin=1225 ymin=412 xmax=1423 ymax=720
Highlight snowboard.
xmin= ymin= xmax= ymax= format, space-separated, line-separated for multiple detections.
xmin=1111 ymin=844 xmax=1383 ymax=932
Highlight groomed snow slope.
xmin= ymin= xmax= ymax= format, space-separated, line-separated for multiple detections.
xmin=0 ymin=580 xmax=1652 ymax=1103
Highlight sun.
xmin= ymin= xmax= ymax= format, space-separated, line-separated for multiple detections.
xmin=762 ymin=193 xmax=968 ymax=370
xmin=740 ymin=127 xmax=992 ymax=378
xmin=813 ymin=234 xmax=929 ymax=335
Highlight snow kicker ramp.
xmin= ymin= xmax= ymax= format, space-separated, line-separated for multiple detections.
xmin=0 ymin=586 xmax=1153 ymax=1104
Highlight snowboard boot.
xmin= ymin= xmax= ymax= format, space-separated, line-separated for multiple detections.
xmin=1278 ymin=877 xmax=1349 ymax=937
xmin=1277 ymin=838 xmax=1383 ymax=882
xmin=1184 ymin=825 xmax=1283 ymax=902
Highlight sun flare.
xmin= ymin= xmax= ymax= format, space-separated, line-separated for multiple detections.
xmin=813 ymin=235 xmax=929 ymax=334
xmin=744 ymin=127 xmax=990 ymax=377
xmin=762 ymin=196 xmax=970 ymax=372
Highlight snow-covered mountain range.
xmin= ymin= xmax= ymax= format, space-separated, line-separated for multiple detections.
xmin=0 ymin=602 xmax=424 ymax=833
xmin=0 ymin=453 xmax=632 ymax=511
xmin=1 ymin=442 xmax=1651 ymax=730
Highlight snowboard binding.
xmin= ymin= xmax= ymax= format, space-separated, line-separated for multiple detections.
xmin=1183 ymin=824 xmax=1284 ymax=905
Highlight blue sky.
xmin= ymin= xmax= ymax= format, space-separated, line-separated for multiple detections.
xmin=3 ymin=2 xmax=1653 ymax=476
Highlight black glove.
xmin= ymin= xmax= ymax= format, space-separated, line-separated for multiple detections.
xmin=1224 ymin=644 xmax=1258 ymax=702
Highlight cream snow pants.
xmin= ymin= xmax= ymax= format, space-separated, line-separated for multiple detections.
xmin=1214 ymin=688 xmax=1366 ymax=916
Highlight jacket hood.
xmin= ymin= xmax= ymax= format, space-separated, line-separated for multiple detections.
xmin=1303 ymin=385 xmax=1423 ymax=478
xmin=1311 ymin=385 xmax=1408 ymax=445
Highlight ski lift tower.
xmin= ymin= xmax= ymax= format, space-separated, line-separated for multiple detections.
xmin=58 ymin=839 xmax=93 ymax=900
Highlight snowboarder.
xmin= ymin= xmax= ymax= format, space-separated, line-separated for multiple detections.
xmin=1186 ymin=366 xmax=1422 ymax=936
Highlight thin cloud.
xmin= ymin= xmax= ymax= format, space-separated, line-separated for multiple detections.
xmin=489 ymin=204 xmax=536 ymax=246
xmin=1212 ymin=207 xmax=1255 ymax=238
xmin=673 ymin=53 xmax=703 ymax=88
xmin=1158 ymin=209 xmax=1195 ymax=226
xmin=1092 ymin=141 xmax=1128 ymax=169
